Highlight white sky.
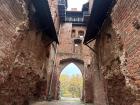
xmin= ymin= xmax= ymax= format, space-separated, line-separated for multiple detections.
xmin=61 ymin=63 xmax=82 ymax=76
xmin=67 ymin=0 xmax=88 ymax=11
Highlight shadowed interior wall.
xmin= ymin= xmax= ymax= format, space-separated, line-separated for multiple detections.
xmin=88 ymin=0 xmax=139 ymax=104
xmin=0 ymin=0 xmax=60 ymax=105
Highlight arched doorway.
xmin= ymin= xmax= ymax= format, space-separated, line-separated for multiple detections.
xmin=59 ymin=63 xmax=83 ymax=101
xmin=50 ymin=58 xmax=90 ymax=102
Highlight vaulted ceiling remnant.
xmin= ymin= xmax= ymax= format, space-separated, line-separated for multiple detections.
xmin=84 ymin=0 xmax=116 ymax=44
xmin=29 ymin=0 xmax=59 ymax=44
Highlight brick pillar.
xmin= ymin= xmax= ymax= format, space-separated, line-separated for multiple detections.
xmin=93 ymin=54 xmax=108 ymax=105
xmin=84 ymin=66 xmax=93 ymax=103
xmin=49 ymin=70 xmax=58 ymax=100
xmin=93 ymin=70 xmax=107 ymax=105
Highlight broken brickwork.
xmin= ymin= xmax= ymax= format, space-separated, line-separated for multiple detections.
xmin=89 ymin=0 xmax=139 ymax=105
xmin=0 ymin=0 xmax=59 ymax=105
xmin=49 ymin=23 xmax=93 ymax=103
xmin=0 ymin=0 xmax=139 ymax=105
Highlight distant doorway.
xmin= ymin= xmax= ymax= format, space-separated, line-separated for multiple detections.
xmin=59 ymin=63 xmax=83 ymax=101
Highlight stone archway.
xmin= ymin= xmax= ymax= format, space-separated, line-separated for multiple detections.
xmin=57 ymin=58 xmax=85 ymax=100
xmin=49 ymin=57 xmax=93 ymax=103
xmin=59 ymin=58 xmax=84 ymax=76
xmin=59 ymin=62 xmax=83 ymax=99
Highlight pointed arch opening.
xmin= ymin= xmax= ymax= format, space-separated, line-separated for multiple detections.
xmin=59 ymin=63 xmax=83 ymax=101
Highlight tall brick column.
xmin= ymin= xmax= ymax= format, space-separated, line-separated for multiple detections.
xmin=92 ymin=45 xmax=107 ymax=105
xmin=84 ymin=66 xmax=93 ymax=103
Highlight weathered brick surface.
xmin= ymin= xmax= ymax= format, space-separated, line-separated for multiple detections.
xmin=84 ymin=65 xmax=93 ymax=103
xmin=0 ymin=0 xmax=59 ymax=105
xmin=89 ymin=0 xmax=139 ymax=105
xmin=57 ymin=23 xmax=91 ymax=66
xmin=111 ymin=0 xmax=140 ymax=104
xmin=0 ymin=0 xmax=139 ymax=104
xmin=49 ymin=23 xmax=93 ymax=102
xmin=48 ymin=0 xmax=60 ymax=33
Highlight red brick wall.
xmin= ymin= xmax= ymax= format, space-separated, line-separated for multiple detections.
xmin=90 ymin=0 xmax=139 ymax=105
xmin=0 ymin=0 xmax=59 ymax=105
xmin=48 ymin=0 xmax=60 ymax=33
xmin=57 ymin=23 xmax=91 ymax=65
xmin=112 ymin=0 xmax=140 ymax=77
xmin=51 ymin=23 xmax=93 ymax=102
xmin=111 ymin=0 xmax=140 ymax=104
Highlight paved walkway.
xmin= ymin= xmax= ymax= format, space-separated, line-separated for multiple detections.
xmin=31 ymin=101 xmax=92 ymax=105
xmin=31 ymin=98 xmax=93 ymax=105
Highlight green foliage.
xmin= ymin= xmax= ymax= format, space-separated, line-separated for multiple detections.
xmin=59 ymin=74 xmax=83 ymax=98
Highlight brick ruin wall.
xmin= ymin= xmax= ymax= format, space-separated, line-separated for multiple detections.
xmin=54 ymin=23 xmax=93 ymax=102
xmin=0 ymin=0 xmax=139 ymax=105
xmin=90 ymin=0 xmax=140 ymax=105
xmin=0 ymin=0 xmax=59 ymax=105
xmin=56 ymin=23 xmax=91 ymax=68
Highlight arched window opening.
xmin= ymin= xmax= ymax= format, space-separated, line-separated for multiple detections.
xmin=73 ymin=38 xmax=82 ymax=54
xmin=78 ymin=30 xmax=84 ymax=38
xmin=71 ymin=29 xmax=76 ymax=38
xmin=59 ymin=63 xmax=83 ymax=101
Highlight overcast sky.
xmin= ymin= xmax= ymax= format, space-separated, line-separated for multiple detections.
xmin=67 ymin=0 xmax=88 ymax=11
xmin=61 ymin=63 xmax=82 ymax=76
